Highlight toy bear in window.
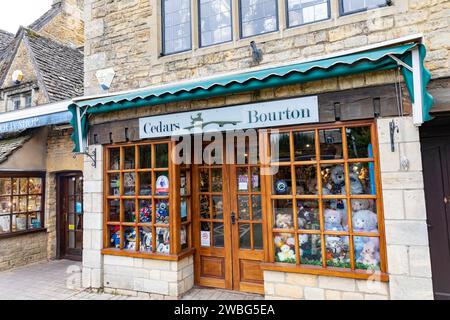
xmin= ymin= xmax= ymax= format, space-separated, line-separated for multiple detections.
xmin=324 ymin=209 xmax=344 ymax=231
xmin=326 ymin=236 xmax=350 ymax=267
xmin=299 ymin=234 xmax=322 ymax=265
xmin=156 ymin=228 xmax=170 ymax=254
xmin=274 ymin=233 xmax=296 ymax=264
xmin=356 ymin=238 xmax=380 ymax=270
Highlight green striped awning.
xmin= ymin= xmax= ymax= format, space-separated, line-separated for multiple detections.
xmin=69 ymin=43 xmax=432 ymax=153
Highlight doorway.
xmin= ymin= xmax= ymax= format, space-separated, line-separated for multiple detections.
xmin=421 ymin=119 xmax=450 ymax=300
xmin=192 ymin=142 xmax=267 ymax=294
xmin=57 ymin=172 xmax=84 ymax=261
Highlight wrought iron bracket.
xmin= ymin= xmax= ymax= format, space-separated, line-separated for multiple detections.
xmin=73 ymin=148 xmax=97 ymax=168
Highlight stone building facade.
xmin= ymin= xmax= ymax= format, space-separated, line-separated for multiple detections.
xmin=77 ymin=0 xmax=450 ymax=299
xmin=0 ymin=1 xmax=84 ymax=271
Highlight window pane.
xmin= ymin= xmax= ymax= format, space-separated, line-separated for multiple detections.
xmin=323 ymin=202 xmax=345 ymax=231
xmin=321 ymin=164 xmax=346 ymax=196
xmin=296 ymin=165 xmax=318 ymax=195
xmin=253 ymin=223 xmax=263 ymax=249
xmin=140 ymin=227 xmax=153 ymax=252
xmin=213 ymin=222 xmax=224 ymax=247
xmin=273 ymin=199 xmax=294 ymax=229
xmin=139 ymin=199 xmax=152 ymax=223
xmin=124 ymin=227 xmax=136 ymax=250
xmin=319 ymin=128 xmax=343 ymax=160
xmin=325 ymin=235 xmax=350 ymax=268
xmin=238 ymin=195 xmax=250 ymax=220
xmin=181 ymin=225 xmax=189 ymax=250
xmin=155 ymin=171 xmax=169 ymax=196
xmin=139 ymin=145 xmax=152 ymax=169
xmin=108 ymin=199 xmax=120 ymax=222
xmin=351 ymin=199 xmax=378 ymax=232
xmin=299 ymin=234 xmax=322 ymax=266
xmin=274 ymin=233 xmax=296 ymax=263
xmin=354 ymin=237 xmax=380 ymax=271
xmin=124 ymin=200 xmax=136 ymax=223
xmin=200 ymin=195 xmax=210 ymax=219
xmin=110 ymin=173 xmax=122 ymax=196
xmin=108 ymin=226 xmax=121 ymax=248
xmin=201 ymin=222 xmax=212 ymax=247
xmin=341 ymin=0 xmax=388 ymax=14
xmin=287 ymin=0 xmax=329 ymax=28
xmin=0 ymin=215 xmax=10 ymax=233
xmin=156 ymin=199 xmax=169 ymax=224
xmin=28 ymin=196 xmax=41 ymax=212
xmin=239 ymin=223 xmax=251 ymax=249
xmin=272 ymin=166 xmax=292 ymax=195
xmin=155 ymin=144 xmax=169 ymax=168
xmin=346 ymin=126 xmax=372 ymax=159
xmin=0 ymin=178 xmax=11 ymax=195
xmin=271 ymin=132 xmax=290 ymax=162
xmin=123 ymin=173 xmax=136 ymax=196
xmin=240 ymin=0 xmax=277 ymax=37
xmin=348 ymin=162 xmax=376 ymax=195
xmin=212 ymin=196 xmax=223 ymax=219
xmin=28 ymin=212 xmax=41 ymax=229
xmin=109 ymin=148 xmax=120 ymax=170
xmin=297 ymin=200 xmax=320 ymax=230
xmin=124 ymin=147 xmax=135 ymax=169
xmin=293 ymin=131 xmax=316 ymax=161
xmin=13 ymin=214 xmax=27 ymax=232
xmin=163 ymin=0 xmax=192 ymax=54
xmin=0 ymin=197 xmax=11 ymax=214
xmin=139 ymin=173 xmax=152 ymax=196
xmin=252 ymin=195 xmax=262 ymax=220
xmin=156 ymin=227 xmax=170 ymax=253
xmin=200 ymin=0 xmax=232 ymax=47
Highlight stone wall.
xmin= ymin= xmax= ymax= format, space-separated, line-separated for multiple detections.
xmin=264 ymin=116 xmax=434 ymax=300
xmin=0 ymin=232 xmax=47 ymax=272
xmin=103 ymin=255 xmax=194 ymax=298
xmin=84 ymin=0 xmax=450 ymax=96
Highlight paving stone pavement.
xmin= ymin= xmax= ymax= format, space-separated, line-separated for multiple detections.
xmin=0 ymin=260 xmax=263 ymax=300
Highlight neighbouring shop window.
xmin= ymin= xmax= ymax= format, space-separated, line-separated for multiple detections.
xmin=105 ymin=142 xmax=175 ymax=255
xmin=180 ymin=165 xmax=192 ymax=250
xmin=163 ymin=0 xmax=192 ymax=54
xmin=340 ymin=0 xmax=389 ymax=15
xmin=269 ymin=123 xmax=386 ymax=275
xmin=0 ymin=175 xmax=45 ymax=236
xmin=199 ymin=0 xmax=233 ymax=47
xmin=239 ymin=0 xmax=278 ymax=38
xmin=286 ymin=0 xmax=329 ymax=28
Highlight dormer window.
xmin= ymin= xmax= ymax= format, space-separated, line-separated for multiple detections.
xmin=7 ymin=91 xmax=32 ymax=111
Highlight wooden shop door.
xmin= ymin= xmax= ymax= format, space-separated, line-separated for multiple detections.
xmin=193 ymin=145 xmax=266 ymax=294
xmin=58 ymin=173 xmax=84 ymax=261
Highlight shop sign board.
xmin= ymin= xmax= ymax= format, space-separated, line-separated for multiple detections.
xmin=0 ymin=111 xmax=72 ymax=134
xmin=139 ymin=96 xmax=319 ymax=139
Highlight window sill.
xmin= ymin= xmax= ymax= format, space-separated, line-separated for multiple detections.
xmin=101 ymin=248 xmax=195 ymax=261
xmin=260 ymin=262 xmax=389 ymax=282
xmin=0 ymin=228 xmax=47 ymax=240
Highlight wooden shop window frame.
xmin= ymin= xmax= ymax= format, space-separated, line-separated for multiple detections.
xmin=0 ymin=172 xmax=46 ymax=239
xmin=261 ymin=120 xmax=389 ymax=281
xmin=102 ymin=140 xmax=194 ymax=260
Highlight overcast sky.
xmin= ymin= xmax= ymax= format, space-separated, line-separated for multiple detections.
xmin=0 ymin=0 xmax=53 ymax=33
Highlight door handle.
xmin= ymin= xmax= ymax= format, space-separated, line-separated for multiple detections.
xmin=231 ymin=212 xmax=236 ymax=225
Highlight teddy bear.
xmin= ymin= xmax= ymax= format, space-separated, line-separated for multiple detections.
xmin=277 ymin=244 xmax=296 ymax=263
xmin=297 ymin=204 xmax=312 ymax=229
xmin=275 ymin=213 xmax=293 ymax=229
xmin=352 ymin=210 xmax=378 ymax=232
xmin=357 ymin=239 xmax=380 ymax=269
xmin=348 ymin=172 xmax=364 ymax=195
xmin=326 ymin=236 xmax=348 ymax=264
xmin=351 ymin=199 xmax=372 ymax=212
xmin=326 ymin=165 xmax=346 ymax=195
xmin=324 ymin=209 xmax=344 ymax=231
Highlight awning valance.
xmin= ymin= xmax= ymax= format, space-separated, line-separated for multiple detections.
xmin=69 ymin=42 xmax=433 ymax=153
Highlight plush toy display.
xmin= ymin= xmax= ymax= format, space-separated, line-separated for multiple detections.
xmin=297 ymin=205 xmax=312 ymax=229
xmin=140 ymin=227 xmax=152 ymax=252
xmin=275 ymin=213 xmax=293 ymax=229
xmin=356 ymin=238 xmax=380 ymax=269
xmin=324 ymin=209 xmax=344 ymax=231
xmin=110 ymin=226 xmax=120 ymax=248
xmin=352 ymin=210 xmax=378 ymax=232
xmin=299 ymin=234 xmax=322 ymax=264
xmin=156 ymin=228 xmax=170 ymax=254
xmin=274 ymin=233 xmax=295 ymax=263
xmin=124 ymin=229 xmax=136 ymax=250
xmin=351 ymin=199 xmax=371 ymax=212
xmin=326 ymin=236 xmax=349 ymax=266
xmin=139 ymin=204 xmax=152 ymax=223
xmin=348 ymin=172 xmax=364 ymax=194
xmin=156 ymin=201 xmax=169 ymax=224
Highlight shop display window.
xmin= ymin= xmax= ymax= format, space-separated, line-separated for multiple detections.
xmin=269 ymin=122 xmax=386 ymax=276
xmin=104 ymin=141 xmax=192 ymax=258
xmin=0 ymin=175 xmax=45 ymax=236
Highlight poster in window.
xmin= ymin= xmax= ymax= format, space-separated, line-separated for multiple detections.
xmin=201 ymin=231 xmax=211 ymax=247
xmin=156 ymin=175 xmax=169 ymax=194
xmin=238 ymin=175 xmax=248 ymax=191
